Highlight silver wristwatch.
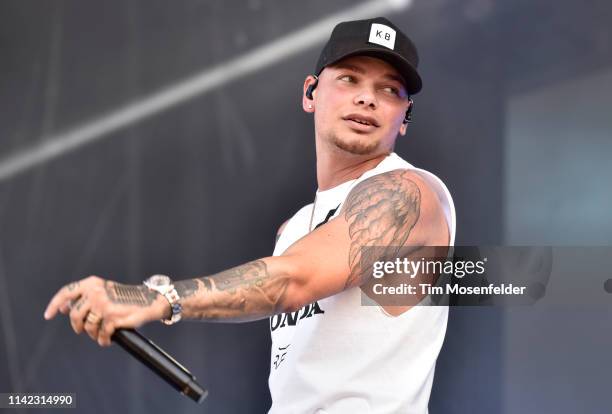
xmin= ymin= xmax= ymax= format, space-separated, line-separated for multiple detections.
xmin=143 ymin=274 xmax=182 ymax=325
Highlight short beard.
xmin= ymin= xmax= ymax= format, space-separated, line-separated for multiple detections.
xmin=330 ymin=133 xmax=379 ymax=155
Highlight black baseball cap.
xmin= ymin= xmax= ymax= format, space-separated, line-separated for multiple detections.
xmin=315 ymin=17 xmax=422 ymax=94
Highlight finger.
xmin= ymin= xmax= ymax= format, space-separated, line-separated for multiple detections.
xmin=69 ymin=296 xmax=90 ymax=334
xmin=114 ymin=312 xmax=147 ymax=331
xmin=44 ymin=281 xmax=82 ymax=320
xmin=84 ymin=312 xmax=103 ymax=342
xmin=97 ymin=320 xmax=115 ymax=347
xmin=59 ymin=299 xmax=77 ymax=315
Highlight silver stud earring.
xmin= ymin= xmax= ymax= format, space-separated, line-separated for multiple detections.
xmin=308 ymin=104 xmax=313 ymax=109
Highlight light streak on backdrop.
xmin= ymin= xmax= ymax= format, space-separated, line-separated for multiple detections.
xmin=0 ymin=0 xmax=412 ymax=182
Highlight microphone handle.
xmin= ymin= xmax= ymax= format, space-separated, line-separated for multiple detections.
xmin=111 ymin=328 xmax=207 ymax=403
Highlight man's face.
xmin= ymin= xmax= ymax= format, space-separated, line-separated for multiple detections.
xmin=305 ymin=55 xmax=410 ymax=155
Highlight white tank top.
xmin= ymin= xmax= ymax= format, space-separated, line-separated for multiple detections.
xmin=268 ymin=153 xmax=456 ymax=414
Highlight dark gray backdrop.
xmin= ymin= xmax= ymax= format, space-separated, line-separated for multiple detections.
xmin=1 ymin=1 xmax=611 ymax=413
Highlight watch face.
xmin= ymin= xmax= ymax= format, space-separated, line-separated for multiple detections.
xmin=146 ymin=274 xmax=171 ymax=287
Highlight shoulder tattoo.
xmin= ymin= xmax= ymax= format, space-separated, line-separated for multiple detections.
xmin=343 ymin=170 xmax=421 ymax=288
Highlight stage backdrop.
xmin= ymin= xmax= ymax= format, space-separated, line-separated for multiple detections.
xmin=1 ymin=1 xmax=611 ymax=413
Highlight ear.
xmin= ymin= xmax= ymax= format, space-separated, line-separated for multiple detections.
xmin=302 ymin=75 xmax=318 ymax=113
xmin=399 ymin=122 xmax=408 ymax=136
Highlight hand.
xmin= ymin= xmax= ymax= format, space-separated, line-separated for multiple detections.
xmin=44 ymin=275 xmax=171 ymax=347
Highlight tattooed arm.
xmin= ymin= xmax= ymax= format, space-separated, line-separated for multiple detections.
xmin=172 ymin=169 xmax=448 ymax=322
xmin=44 ymin=278 xmax=171 ymax=346
xmin=44 ymin=169 xmax=448 ymax=345
xmin=175 ymin=258 xmax=293 ymax=323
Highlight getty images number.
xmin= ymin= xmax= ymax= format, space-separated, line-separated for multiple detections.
xmin=7 ymin=394 xmax=73 ymax=406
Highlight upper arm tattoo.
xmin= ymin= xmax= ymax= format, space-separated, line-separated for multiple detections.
xmin=342 ymin=170 xmax=421 ymax=288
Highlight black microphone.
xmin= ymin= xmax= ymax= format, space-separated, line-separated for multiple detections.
xmin=111 ymin=328 xmax=207 ymax=403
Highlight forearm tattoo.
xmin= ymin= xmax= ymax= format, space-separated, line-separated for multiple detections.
xmin=343 ymin=170 xmax=421 ymax=288
xmin=175 ymin=261 xmax=270 ymax=298
xmin=174 ymin=260 xmax=287 ymax=321
xmin=206 ymin=260 xmax=269 ymax=294
xmin=104 ymin=281 xmax=158 ymax=306
xmin=175 ymin=279 xmax=199 ymax=298
xmin=200 ymin=277 xmax=213 ymax=292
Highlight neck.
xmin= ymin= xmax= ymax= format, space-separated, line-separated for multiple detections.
xmin=315 ymin=144 xmax=390 ymax=190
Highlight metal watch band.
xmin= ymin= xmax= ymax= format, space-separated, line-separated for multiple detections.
xmin=160 ymin=286 xmax=182 ymax=325
xmin=143 ymin=275 xmax=183 ymax=325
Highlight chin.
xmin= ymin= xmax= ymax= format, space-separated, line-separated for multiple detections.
xmin=332 ymin=135 xmax=379 ymax=155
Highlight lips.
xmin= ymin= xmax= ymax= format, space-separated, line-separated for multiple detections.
xmin=342 ymin=113 xmax=379 ymax=128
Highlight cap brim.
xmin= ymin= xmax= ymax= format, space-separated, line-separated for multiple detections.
xmin=323 ymin=48 xmax=422 ymax=95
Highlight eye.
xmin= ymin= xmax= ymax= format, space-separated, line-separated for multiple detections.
xmin=382 ymin=86 xmax=400 ymax=96
xmin=338 ymin=75 xmax=355 ymax=83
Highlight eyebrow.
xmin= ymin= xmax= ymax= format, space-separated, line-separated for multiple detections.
xmin=334 ymin=62 xmax=366 ymax=74
xmin=333 ymin=62 xmax=406 ymax=88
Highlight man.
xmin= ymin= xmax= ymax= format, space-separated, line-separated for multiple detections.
xmin=45 ymin=17 xmax=456 ymax=413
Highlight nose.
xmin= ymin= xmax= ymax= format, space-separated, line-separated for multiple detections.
xmin=354 ymin=88 xmax=378 ymax=109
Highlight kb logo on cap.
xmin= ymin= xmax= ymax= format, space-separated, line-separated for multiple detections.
xmin=368 ymin=23 xmax=396 ymax=50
